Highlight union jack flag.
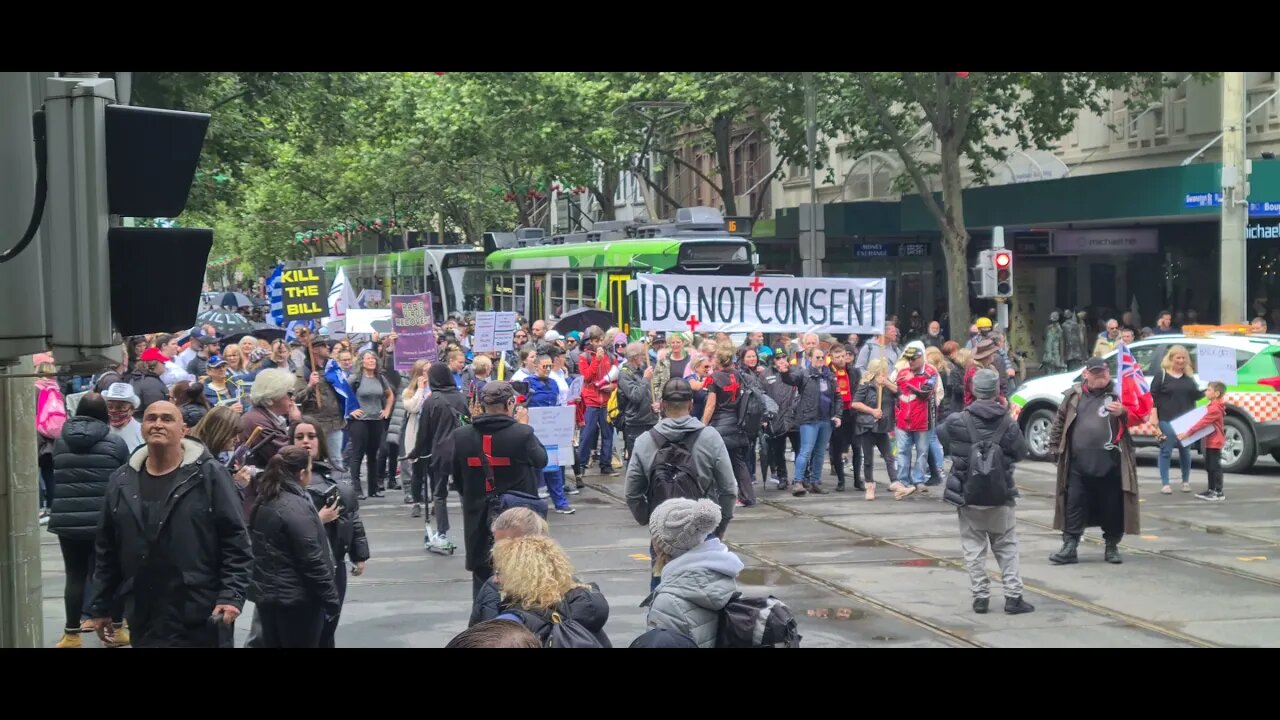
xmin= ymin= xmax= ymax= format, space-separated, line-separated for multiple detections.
xmin=1115 ymin=342 xmax=1150 ymax=395
xmin=1114 ymin=341 xmax=1154 ymax=426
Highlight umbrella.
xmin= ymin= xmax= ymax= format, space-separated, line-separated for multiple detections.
xmin=218 ymin=291 xmax=255 ymax=309
xmin=221 ymin=327 xmax=286 ymax=346
xmin=196 ymin=309 xmax=256 ymax=335
xmin=552 ymin=307 xmax=615 ymax=336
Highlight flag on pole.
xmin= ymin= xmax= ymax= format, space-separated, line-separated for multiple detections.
xmin=324 ymin=357 xmax=359 ymax=417
xmin=327 ymin=267 xmax=356 ymax=337
xmin=1114 ymin=341 xmax=1153 ymax=427
xmin=266 ymin=265 xmax=284 ymax=325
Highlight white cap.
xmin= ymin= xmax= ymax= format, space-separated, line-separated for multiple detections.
xmin=103 ymin=382 xmax=140 ymax=408
xmin=906 ymin=340 xmax=926 ymax=355
xmin=544 ymin=330 xmax=563 ymax=342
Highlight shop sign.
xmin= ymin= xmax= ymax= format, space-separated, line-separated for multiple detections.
xmin=1052 ymin=228 xmax=1158 ymax=255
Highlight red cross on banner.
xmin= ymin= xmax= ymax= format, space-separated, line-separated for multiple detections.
xmin=748 ymin=276 xmax=764 ymax=292
xmin=686 ymin=315 xmax=700 ymax=333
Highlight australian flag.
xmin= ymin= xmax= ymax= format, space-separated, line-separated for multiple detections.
xmin=324 ymin=357 xmax=360 ymax=417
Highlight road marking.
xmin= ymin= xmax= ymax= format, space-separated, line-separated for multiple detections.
xmin=1237 ymin=556 xmax=1268 ymax=562
xmin=1140 ymin=535 xmax=1160 ymax=540
xmin=629 ymin=553 xmax=651 ymax=561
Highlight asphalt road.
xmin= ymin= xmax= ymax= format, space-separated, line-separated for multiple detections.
xmin=38 ymin=450 xmax=1280 ymax=648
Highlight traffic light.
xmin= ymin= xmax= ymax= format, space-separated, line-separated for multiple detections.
xmin=975 ymin=249 xmax=995 ymax=298
xmin=41 ymin=75 xmax=212 ymax=364
xmin=992 ymin=249 xmax=1013 ymax=297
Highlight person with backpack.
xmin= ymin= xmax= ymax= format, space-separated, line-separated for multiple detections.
xmin=701 ymin=345 xmax=757 ymax=507
xmin=625 ymin=377 xmax=737 ymax=591
xmin=617 ymin=342 xmax=659 ymax=466
xmin=938 ymin=369 xmax=1034 ymax=616
xmin=643 ymin=498 xmax=744 ymax=648
xmin=487 ymin=534 xmax=611 ymax=647
xmin=35 ymin=355 xmax=68 ymax=519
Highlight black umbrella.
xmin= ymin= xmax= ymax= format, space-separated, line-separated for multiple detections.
xmin=552 ymin=307 xmax=615 ymax=336
xmin=221 ymin=327 xmax=286 ymax=346
xmin=196 ymin=309 xmax=256 ymax=335
xmin=218 ymin=291 xmax=255 ymax=309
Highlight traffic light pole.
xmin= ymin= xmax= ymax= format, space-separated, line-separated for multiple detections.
xmin=992 ymin=226 xmax=1009 ymax=331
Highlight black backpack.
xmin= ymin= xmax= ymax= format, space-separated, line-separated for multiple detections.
xmin=647 ymin=427 xmax=706 ymax=508
xmin=961 ymin=413 xmax=1013 ymax=506
xmin=716 ymin=593 xmax=801 ymax=648
xmin=736 ymin=384 xmax=777 ymax=439
xmin=511 ymin=603 xmax=604 ymax=648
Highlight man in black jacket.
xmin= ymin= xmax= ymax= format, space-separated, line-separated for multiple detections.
xmin=937 ymin=369 xmax=1033 ymax=616
xmin=89 ymin=401 xmax=253 ymax=647
xmin=411 ymin=362 xmax=471 ymax=553
xmin=449 ymin=382 xmax=548 ymax=598
xmin=617 ymin=342 xmax=658 ymax=464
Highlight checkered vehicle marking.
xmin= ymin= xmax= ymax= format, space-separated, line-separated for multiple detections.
xmin=1012 ymin=392 xmax=1280 ymax=437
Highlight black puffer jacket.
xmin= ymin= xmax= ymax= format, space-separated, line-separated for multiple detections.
xmin=181 ymin=402 xmax=208 ymax=429
xmin=128 ymin=368 xmax=168 ymax=421
xmin=779 ymin=364 xmax=837 ymax=425
xmin=760 ymin=367 xmax=798 ymax=436
xmin=248 ymin=480 xmax=341 ymax=615
xmin=938 ymin=399 xmax=1026 ymax=507
xmin=49 ymin=416 xmax=129 ymax=540
xmin=305 ymin=461 xmax=370 ymax=566
xmin=942 ymin=359 xmax=966 ymax=419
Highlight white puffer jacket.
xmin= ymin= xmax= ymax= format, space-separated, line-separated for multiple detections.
xmin=644 ymin=538 xmax=744 ymax=648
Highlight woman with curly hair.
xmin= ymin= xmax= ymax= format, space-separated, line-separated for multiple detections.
xmin=490 ymin=534 xmax=611 ymax=647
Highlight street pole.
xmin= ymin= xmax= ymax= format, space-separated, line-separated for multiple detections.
xmin=803 ymin=72 xmax=821 ymax=278
xmin=1220 ymin=71 xmax=1248 ymax=325
xmin=0 ymin=356 xmax=42 ymax=649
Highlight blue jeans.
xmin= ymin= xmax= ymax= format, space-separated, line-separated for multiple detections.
xmin=895 ymin=429 xmax=931 ymax=486
xmin=544 ymin=468 xmax=569 ymax=510
xmin=795 ymin=421 xmax=834 ymax=487
xmin=326 ymin=429 xmax=346 ymax=472
xmin=928 ymin=429 xmax=945 ymax=477
xmin=576 ymin=406 xmax=614 ymax=471
xmin=1158 ymin=420 xmax=1191 ymax=485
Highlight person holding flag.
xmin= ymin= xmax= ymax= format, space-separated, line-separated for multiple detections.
xmin=1046 ymin=352 xmax=1147 ymax=567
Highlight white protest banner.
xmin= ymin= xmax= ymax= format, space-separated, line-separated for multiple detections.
xmin=473 ymin=312 xmax=498 ymax=352
xmin=345 ymin=309 xmax=392 ymax=335
xmin=636 ymin=273 xmax=887 ymax=334
xmin=1170 ymin=406 xmax=1213 ymax=447
xmin=1197 ymin=344 xmax=1237 ymax=385
xmin=527 ymin=405 xmax=576 ymax=467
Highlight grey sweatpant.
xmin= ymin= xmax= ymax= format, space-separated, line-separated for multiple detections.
xmin=958 ymin=505 xmax=1023 ymax=600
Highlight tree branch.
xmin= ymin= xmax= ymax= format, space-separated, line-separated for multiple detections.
xmin=856 ymin=73 xmax=948 ymax=230
xmin=207 ymin=89 xmax=252 ymax=113
xmin=751 ymin=156 xmax=786 ymax=220
xmin=657 ymin=147 xmax=724 ymax=196
xmin=631 ymin=166 xmax=681 ymax=210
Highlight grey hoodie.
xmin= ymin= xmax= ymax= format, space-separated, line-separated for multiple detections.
xmin=624 ymin=414 xmax=736 ymax=534
xmin=644 ymin=537 xmax=744 ymax=648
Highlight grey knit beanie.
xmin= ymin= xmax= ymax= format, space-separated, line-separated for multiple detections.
xmin=649 ymin=498 xmax=722 ymax=559
xmin=972 ymin=368 xmax=999 ymax=400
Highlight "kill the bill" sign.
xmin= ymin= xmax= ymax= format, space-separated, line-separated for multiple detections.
xmin=636 ymin=273 xmax=886 ymax=334
xmin=281 ymin=267 xmax=330 ymax=321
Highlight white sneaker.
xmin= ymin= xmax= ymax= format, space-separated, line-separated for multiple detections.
xmin=1160 ymin=485 xmax=1173 ymax=495
xmin=538 ymin=489 xmax=550 ymax=499
xmin=1181 ymin=482 xmax=1192 ymax=493
xmin=566 ymin=488 xmax=581 ymax=496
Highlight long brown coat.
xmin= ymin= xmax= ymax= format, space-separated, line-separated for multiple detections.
xmin=1048 ymin=384 xmax=1141 ymax=535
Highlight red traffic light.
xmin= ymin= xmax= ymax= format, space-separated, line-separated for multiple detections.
xmin=993 ymin=251 xmax=1011 ymax=269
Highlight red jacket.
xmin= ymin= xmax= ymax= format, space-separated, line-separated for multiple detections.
xmin=579 ymin=351 xmax=614 ymax=408
xmin=1185 ymin=400 xmax=1226 ymax=450
xmin=895 ymin=365 xmax=938 ymax=432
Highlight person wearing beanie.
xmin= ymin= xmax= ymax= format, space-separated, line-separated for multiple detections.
xmin=410 ymin=362 xmax=472 ymax=552
xmin=937 ymin=368 xmax=1033 ymax=616
xmin=644 ymin=498 xmax=744 ymax=648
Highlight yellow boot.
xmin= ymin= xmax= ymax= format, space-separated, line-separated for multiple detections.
xmin=105 ymin=622 xmax=131 ymax=648
xmin=55 ymin=631 xmax=82 ymax=648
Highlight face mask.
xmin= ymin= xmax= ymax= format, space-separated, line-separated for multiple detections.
xmin=108 ymin=409 xmax=132 ymax=427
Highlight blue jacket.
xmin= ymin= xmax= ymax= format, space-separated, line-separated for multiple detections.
xmin=526 ymin=375 xmax=560 ymax=409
